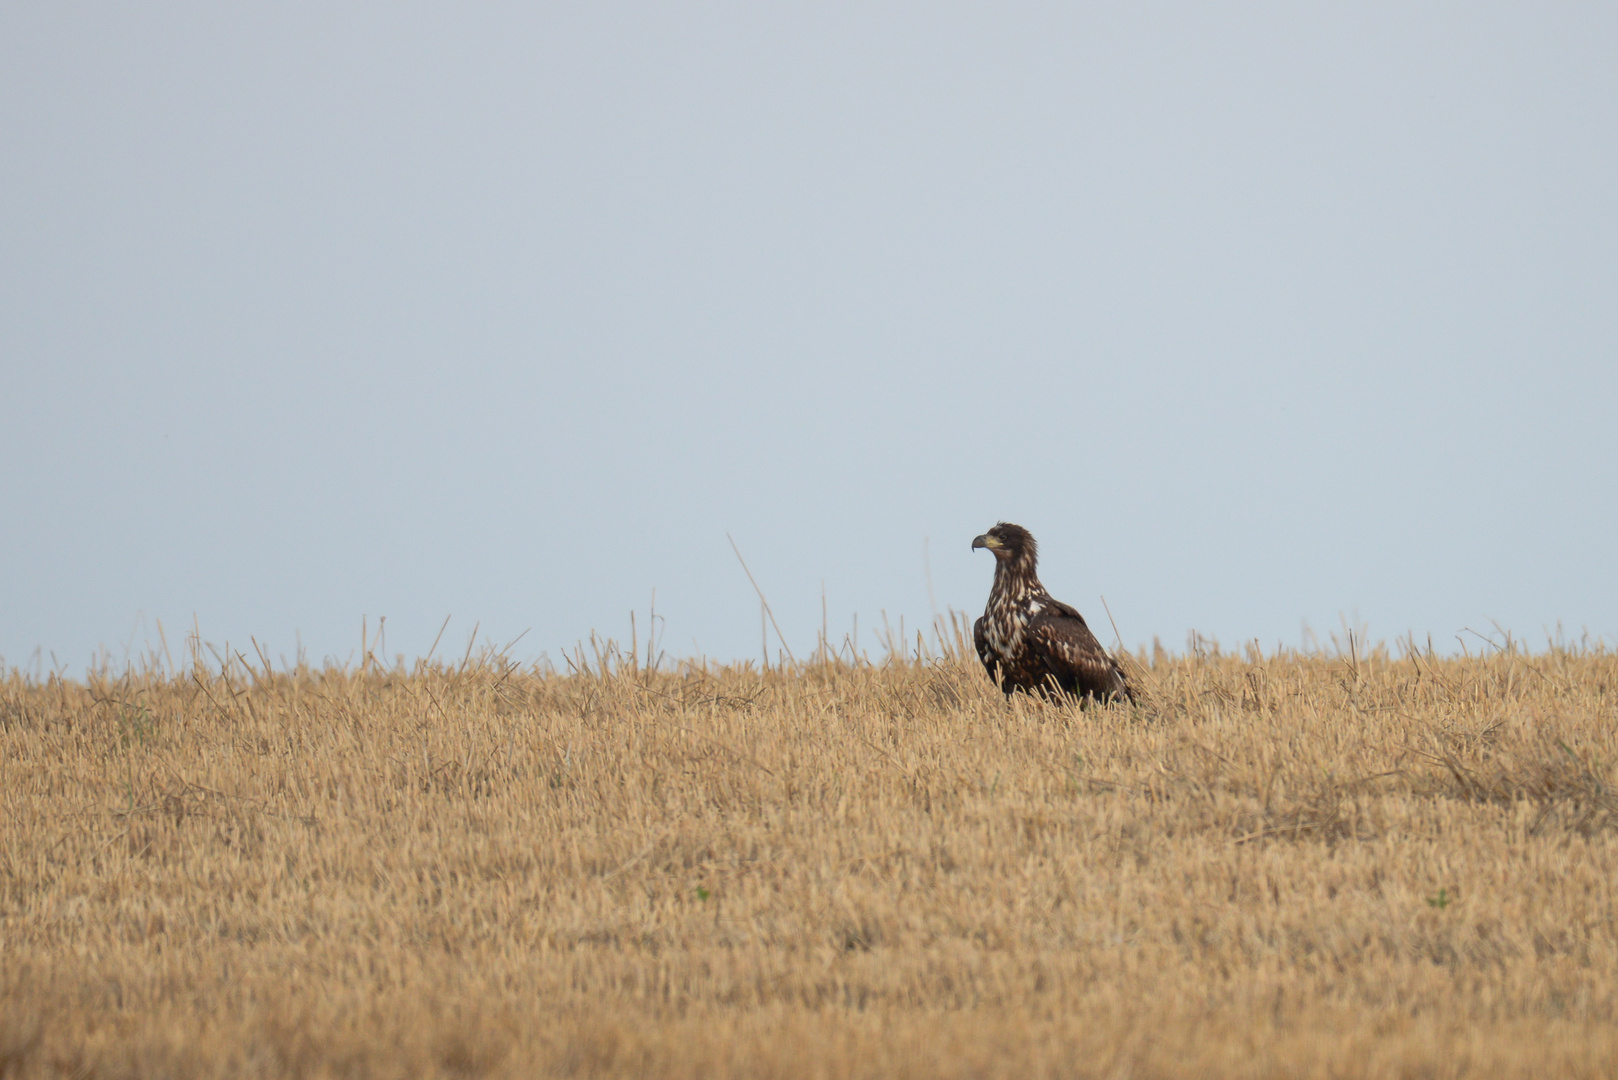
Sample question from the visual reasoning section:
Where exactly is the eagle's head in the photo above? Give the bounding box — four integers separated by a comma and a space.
972, 522, 1037, 567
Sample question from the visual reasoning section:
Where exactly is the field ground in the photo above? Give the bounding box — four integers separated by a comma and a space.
3, 636, 1618, 1078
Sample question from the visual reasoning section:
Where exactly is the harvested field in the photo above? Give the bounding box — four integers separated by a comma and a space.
3, 635, 1618, 1078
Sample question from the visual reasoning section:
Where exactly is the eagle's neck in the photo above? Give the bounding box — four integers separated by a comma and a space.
982, 556, 1050, 659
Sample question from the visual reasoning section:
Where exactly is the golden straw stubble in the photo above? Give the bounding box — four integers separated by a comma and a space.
3, 641, 1617, 1078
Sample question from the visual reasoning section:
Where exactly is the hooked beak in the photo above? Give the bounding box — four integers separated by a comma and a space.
972, 534, 1000, 551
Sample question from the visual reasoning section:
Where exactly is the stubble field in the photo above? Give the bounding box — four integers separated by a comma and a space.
3, 633, 1618, 1078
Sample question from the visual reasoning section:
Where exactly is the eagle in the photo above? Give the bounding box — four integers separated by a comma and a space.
971, 522, 1133, 704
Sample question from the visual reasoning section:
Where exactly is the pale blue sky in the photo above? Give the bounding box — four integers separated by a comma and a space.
3, 3, 1615, 674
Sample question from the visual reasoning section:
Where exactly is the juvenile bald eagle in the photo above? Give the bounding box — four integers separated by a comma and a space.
972, 523, 1133, 704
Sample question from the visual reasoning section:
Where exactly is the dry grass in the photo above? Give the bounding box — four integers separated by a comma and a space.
4, 634, 1618, 1078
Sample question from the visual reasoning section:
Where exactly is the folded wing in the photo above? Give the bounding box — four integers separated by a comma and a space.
1028, 604, 1133, 703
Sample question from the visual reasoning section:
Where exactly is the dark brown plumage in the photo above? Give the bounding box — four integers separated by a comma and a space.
971, 523, 1133, 704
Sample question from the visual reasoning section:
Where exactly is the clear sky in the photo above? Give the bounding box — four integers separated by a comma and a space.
3, 3, 1615, 675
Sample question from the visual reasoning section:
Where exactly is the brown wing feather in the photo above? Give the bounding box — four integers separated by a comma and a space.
972, 615, 997, 681
1028, 611, 1132, 703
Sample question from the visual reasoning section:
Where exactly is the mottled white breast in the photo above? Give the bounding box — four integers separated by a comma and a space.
983, 581, 1041, 660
